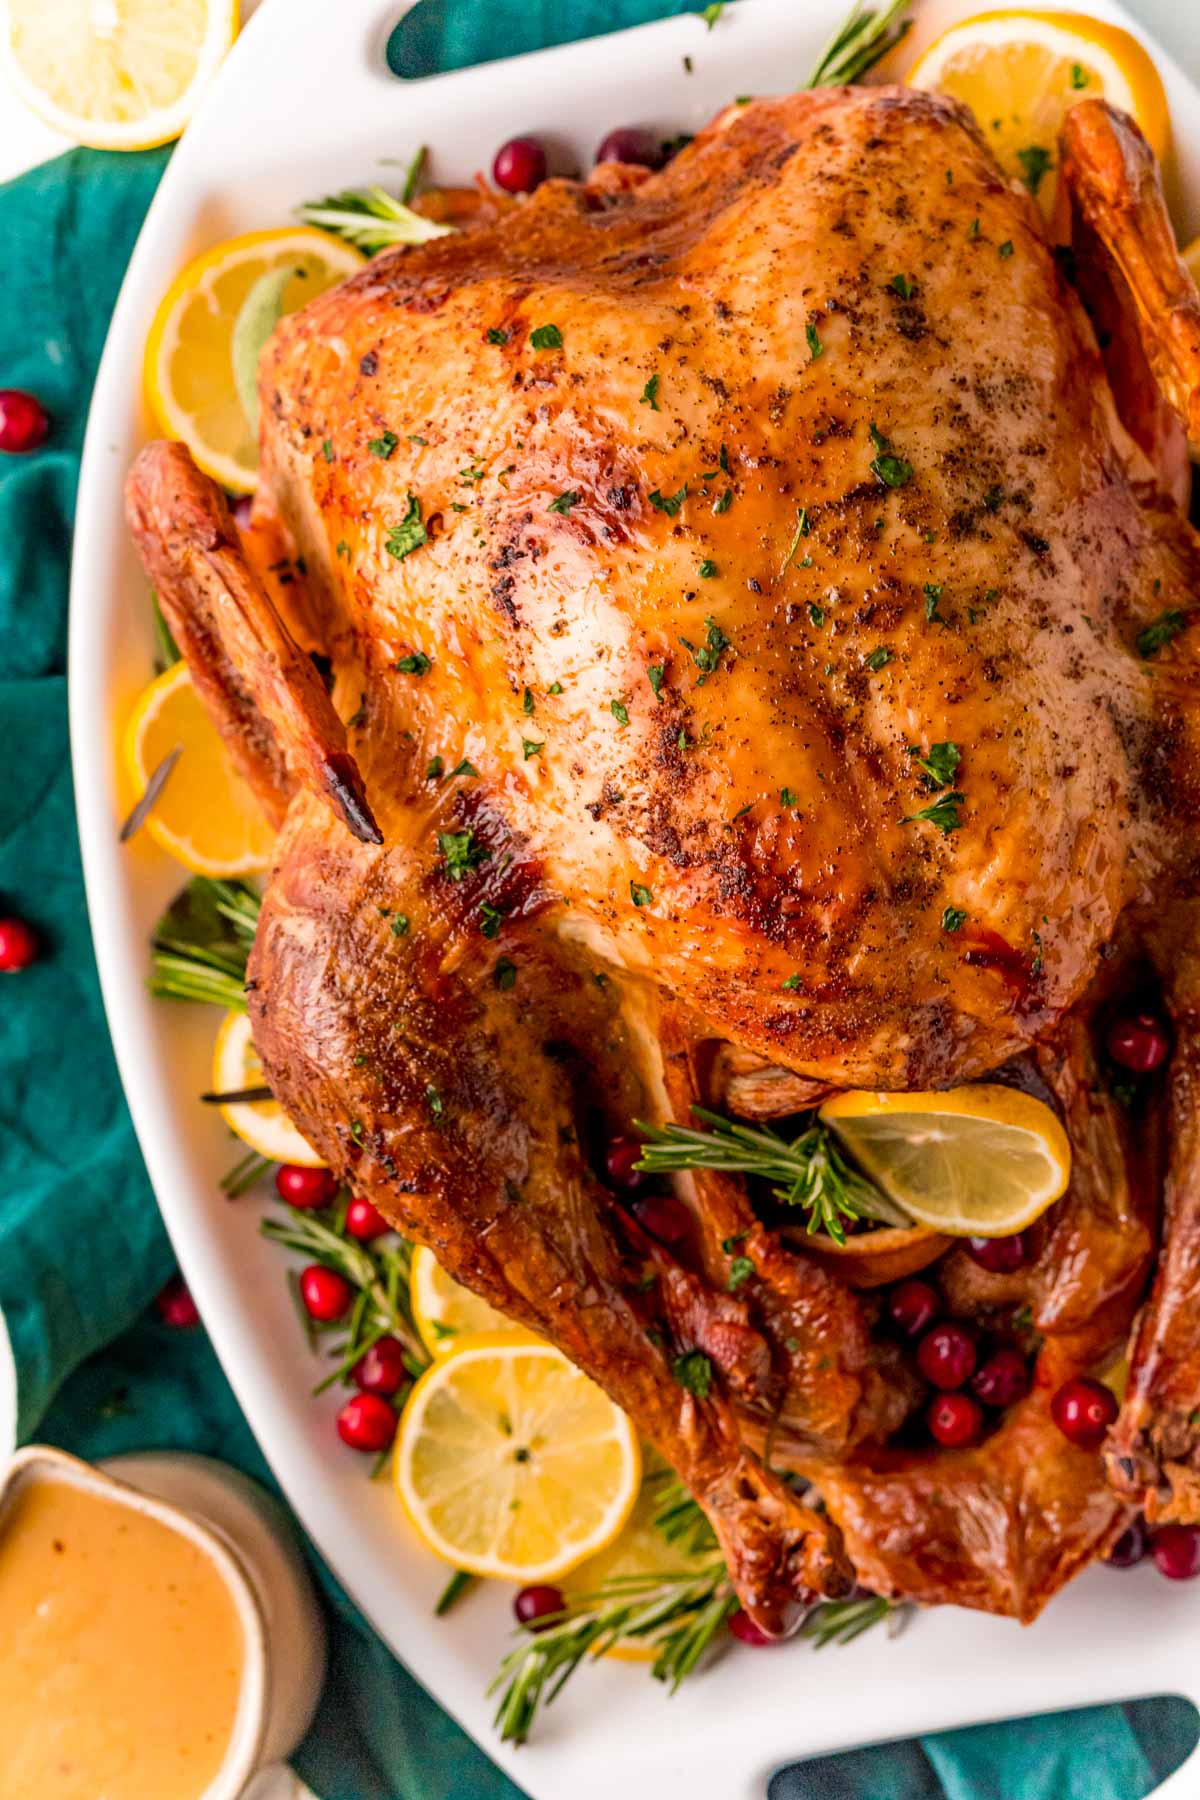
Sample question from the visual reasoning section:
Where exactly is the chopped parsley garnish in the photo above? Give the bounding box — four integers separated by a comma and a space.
321, 438, 334, 463
391, 913, 410, 937
522, 738, 544, 759
384, 493, 427, 560
808, 604, 825, 628
864, 646, 893, 672
868, 423, 912, 489
426, 1085, 443, 1118
459, 462, 485, 484
1070, 62, 1089, 88
1137, 609, 1187, 659
530, 323, 563, 350
902, 792, 965, 834
650, 484, 689, 517
395, 651, 431, 675
449, 759, 479, 779
909, 740, 960, 789
727, 1256, 755, 1292
998, 240, 1014, 259
698, 559, 717, 578
610, 699, 630, 726
923, 582, 944, 622
941, 906, 968, 933
680, 616, 730, 683
548, 681, 563, 695
438, 830, 489, 880
700, 2, 724, 28
426, 756, 444, 779
480, 903, 505, 939
780, 787, 797, 806
641, 373, 661, 410
647, 664, 666, 700
1016, 145, 1053, 195
671, 1349, 714, 1399
1031, 930, 1044, 976
522, 687, 535, 715
806, 321, 824, 360
781, 973, 802, 991
547, 489, 579, 515
780, 506, 810, 573
486, 327, 510, 345
983, 484, 1003, 513
630, 882, 653, 907
408, 434, 427, 446
889, 273, 914, 299
335, 540, 350, 559
494, 957, 517, 990
368, 430, 398, 459
968, 217, 981, 241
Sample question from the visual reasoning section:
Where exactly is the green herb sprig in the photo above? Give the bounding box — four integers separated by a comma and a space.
297, 186, 454, 254
149, 877, 261, 1010
806, 0, 912, 88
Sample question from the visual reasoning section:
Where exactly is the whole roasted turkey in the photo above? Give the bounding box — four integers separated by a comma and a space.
128, 86, 1200, 1635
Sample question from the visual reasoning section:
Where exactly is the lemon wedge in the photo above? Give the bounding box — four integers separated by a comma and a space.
409, 1245, 513, 1356
212, 1008, 325, 1168
123, 660, 275, 876
819, 1084, 1070, 1237
394, 1331, 641, 1582
908, 10, 1168, 220
143, 227, 363, 494
1, 0, 238, 151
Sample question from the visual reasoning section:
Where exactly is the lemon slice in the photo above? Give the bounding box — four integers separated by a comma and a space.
908, 10, 1168, 220
409, 1245, 513, 1356
2, 0, 238, 152
394, 1331, 641, 1582
212, 1008, 325, 1168
144, 227, 364, 494
819, 1084, 1070, 1237
123, 661, 275, 876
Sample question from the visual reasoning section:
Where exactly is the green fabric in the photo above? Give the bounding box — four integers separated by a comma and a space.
0, 4, 1195, 1797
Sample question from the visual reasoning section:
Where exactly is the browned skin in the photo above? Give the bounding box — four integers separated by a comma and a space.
128, 90, 1200, 1630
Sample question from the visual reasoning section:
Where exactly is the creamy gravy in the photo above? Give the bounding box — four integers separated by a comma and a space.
0, 1474, 245, 1800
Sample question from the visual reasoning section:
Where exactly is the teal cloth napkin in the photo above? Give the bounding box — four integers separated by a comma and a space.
0, 5, 1195, 1796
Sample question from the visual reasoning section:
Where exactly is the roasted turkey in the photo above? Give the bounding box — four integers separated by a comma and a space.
127, 85, 1200, 1635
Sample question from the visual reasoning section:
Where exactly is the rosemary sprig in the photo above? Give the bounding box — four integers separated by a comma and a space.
297, 185, 454, 255
634, 1107, 910, 1245
805, 0, 912, 88
435, 1569, 478, 1616
149, 877, 261, 1009
261, 1204, 429, 1378
648, 1468, 718, 1557
220, 1148, 273, 1199
802, 1593, 901, 1646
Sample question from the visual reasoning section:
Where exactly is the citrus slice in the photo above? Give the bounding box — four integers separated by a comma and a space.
394, 1331, 641, 1582
212, 1008, 325, 1168
409, 1245, 513, 1356
123, 660, 275, 876
2, 0, 238, 152
908, 11, 1168, 220
819, 1084, 1071, 1237
144, 227, 364, 493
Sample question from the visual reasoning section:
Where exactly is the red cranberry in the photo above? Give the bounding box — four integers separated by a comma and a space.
336, 1392, 396, 1452
1105, 1517, 1149, 1568
275, 1164, 337, 1209
345, 1196, 390, 1241
971, 1348, 1029, 1409
605, 1136, 646, 1190
1106, 1011, 1170, 1074
631, 1191, 692, 1246
928, 1391, 984, 1448
728, 1606, 775, 1645
917, 1322, 976, 1390
1050, 1376, 1118, 1450
887, 1279, 939, 1338
594, 127, 666, 170
0, 916, 39, 972
1152, 1522, 1200, 1582
492, 136, 547, 194
0, 389, 48, 453
514, 1584, 565, 1628
299, 1264, 353, 1322
352, 1336, 409, 1397
966, 1232, 1028, 1273
155, 1274, 200, 1328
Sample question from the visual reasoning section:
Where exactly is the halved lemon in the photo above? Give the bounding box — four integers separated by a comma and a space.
144, 227, 363, 493
819, 1084, 1071, 1237
212, 1008, 325, 1168
124, 661, 275, 876
2, 0, 238, 152
908, 10, 1168, 220
409, 1245, 513, 1356
394, 1331, 641, 1582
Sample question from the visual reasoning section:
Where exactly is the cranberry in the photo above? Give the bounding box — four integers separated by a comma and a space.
155, 1274, 200, 1328
917, 1321, 976, 1390
631, 1191, 692, 1246
605, 1136, 646, 1190
275, 1164, 337, 1209
594, 127, 666, 170
928, 1391, 984, 1448
966, 1232, 1028, 1273
299, 1264, 353, 1322
514, 1584, 565, 1628
352, 1336, 409, 1397
1106, 1011, 1170, 1074
0, 389, 48, 453
1105, 1517, 1149, 1568
971, 1348, 1029, 1409
336, 1392, 396, 1452
887, 1279, 939, 1338
0, 916, 39, 972
492, 136, 546, 194
1050, 1376, 1118, 1450
728, 1606, 775, 1645
345, 1196, 390, 1241
1152, 1523, 1200, 1582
